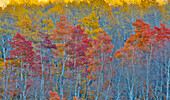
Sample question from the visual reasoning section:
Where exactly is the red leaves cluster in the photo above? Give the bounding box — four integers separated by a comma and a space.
66, 25, 91, 70
7, 32, 35, 65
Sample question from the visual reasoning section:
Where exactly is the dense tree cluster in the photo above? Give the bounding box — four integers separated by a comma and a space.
0, 0, 169, 100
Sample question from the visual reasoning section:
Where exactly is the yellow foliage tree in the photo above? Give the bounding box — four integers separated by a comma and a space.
78, 11, 102, 36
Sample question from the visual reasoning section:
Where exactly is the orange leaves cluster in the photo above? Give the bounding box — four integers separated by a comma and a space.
114, 49, 123, 58
55, 43, 65, 56
73, 96, 81, 100
49, 91, 65, 100
114, 19, 170, 67
50, 16, 73, 42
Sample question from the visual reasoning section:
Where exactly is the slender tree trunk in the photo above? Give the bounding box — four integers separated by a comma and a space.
146, 43, 153, 100
35, 84, 38, 100
125, 65, 130, 98
160, 65, 163, 99
3, 66, 8, 100
105, 67, 112, 100
131, 14, 135, 35
142, 85, 146, 100
95, 52, 104, 100
166, 52, 169, 100
116, 76, 121, 100
95, 70, 101, 100
60, 43, 67, 98
116, 15, 121, 48
85, 66, 88, 99
69, 71, 73, 99
146, 57, 149, 100
20, 66, 23, 100
40, 49, 44, 100
130, 48, 135, 100
1, 36, 6, 62
153, 9, 158, 26
75, 74, 78, 97
139, 89, 142, 100
155, 70, 159, 100
134, 82, 138, 100
77, 73, 81, 98
73, 54, 77, 97
23, 74, 27, 100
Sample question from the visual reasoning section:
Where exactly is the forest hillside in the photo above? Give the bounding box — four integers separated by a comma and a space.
0, 0, 169, 100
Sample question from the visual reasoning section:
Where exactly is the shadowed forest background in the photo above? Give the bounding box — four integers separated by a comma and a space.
0, 0, 169, 100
